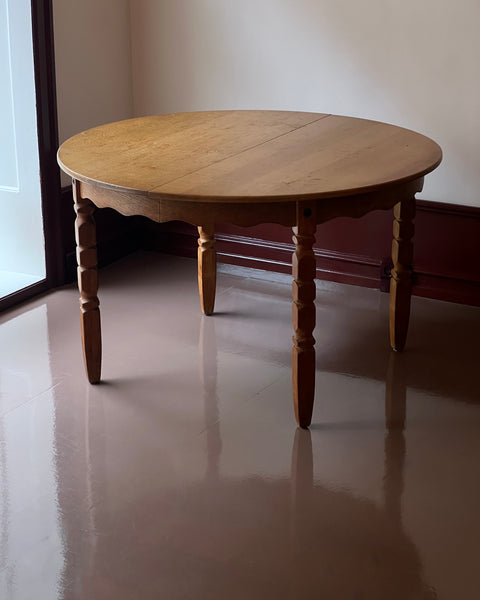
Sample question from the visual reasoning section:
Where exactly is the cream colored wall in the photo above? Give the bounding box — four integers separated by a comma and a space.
130, 0, 480, 207
53, 0, 134, 185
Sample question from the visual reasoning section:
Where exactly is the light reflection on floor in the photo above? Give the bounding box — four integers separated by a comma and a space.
0, 271, 43, 300
0, 304, 63, 599
0, 251, 479, 599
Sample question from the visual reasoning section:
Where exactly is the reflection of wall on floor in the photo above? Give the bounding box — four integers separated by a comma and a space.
53, 313, 433, 598
0, 271, 43, 298
0, 304, 62, 598
141, 200, 480, 307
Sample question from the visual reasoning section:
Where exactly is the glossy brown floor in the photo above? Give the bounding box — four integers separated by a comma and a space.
0, 251, 479, 599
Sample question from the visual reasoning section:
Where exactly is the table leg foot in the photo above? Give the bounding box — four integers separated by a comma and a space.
197, 225, 216, 316
389, 198, 415, 352
292, 203, 317, 428
74, 181, 102, 383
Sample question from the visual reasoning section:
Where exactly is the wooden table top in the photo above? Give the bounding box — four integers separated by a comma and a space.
57, 111, 442, 204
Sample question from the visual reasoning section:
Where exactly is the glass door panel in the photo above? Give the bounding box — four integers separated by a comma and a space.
0, 0, 46, 298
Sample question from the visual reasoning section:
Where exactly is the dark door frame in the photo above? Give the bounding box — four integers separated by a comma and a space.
0, 0, 63, 312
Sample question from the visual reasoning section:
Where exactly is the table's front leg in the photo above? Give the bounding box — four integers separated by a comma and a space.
73, 180, 102, 383
197, 225, 216, 315
390, 197, 415, 352
292, 203, 317, 428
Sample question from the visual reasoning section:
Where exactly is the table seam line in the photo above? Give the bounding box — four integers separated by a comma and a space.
146, 114, 333, 195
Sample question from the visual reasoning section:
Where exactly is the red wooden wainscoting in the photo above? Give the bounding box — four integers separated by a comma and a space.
142, 200, 480, 307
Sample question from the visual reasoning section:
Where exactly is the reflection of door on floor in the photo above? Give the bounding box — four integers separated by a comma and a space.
0, 0, 45, 298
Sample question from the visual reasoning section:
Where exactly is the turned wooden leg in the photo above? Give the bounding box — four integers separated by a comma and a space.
197, 225, 216, 315
292, 203, 317, 428
73, 180, 102, 383
390, 198, 415, 352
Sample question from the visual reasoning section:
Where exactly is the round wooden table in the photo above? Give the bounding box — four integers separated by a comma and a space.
57, 110, 442, 428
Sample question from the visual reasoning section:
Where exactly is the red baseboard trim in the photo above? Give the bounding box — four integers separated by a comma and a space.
214, 232, 382, 289
142, 200, 480, 307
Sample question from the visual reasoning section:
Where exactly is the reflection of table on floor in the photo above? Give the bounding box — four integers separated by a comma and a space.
57, 111, 441, 428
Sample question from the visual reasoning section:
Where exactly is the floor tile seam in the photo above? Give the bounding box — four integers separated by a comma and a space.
197, 371, 288, 436
247, 371, 290, 401
216, 284, 236, 298
0, 381, 63, 421
0, 395, 42, 421
220, 348, 290, 369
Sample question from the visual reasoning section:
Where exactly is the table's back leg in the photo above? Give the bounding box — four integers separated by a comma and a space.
292, 203, 317, 428
73, 181, 102, 383
197, 225, 217, 315
390, 198, 415, 352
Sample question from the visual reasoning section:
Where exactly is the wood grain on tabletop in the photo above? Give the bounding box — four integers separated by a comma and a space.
57, 111, 442, 203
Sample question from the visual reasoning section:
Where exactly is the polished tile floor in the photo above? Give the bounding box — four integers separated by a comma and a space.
0, 251, 479, 599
